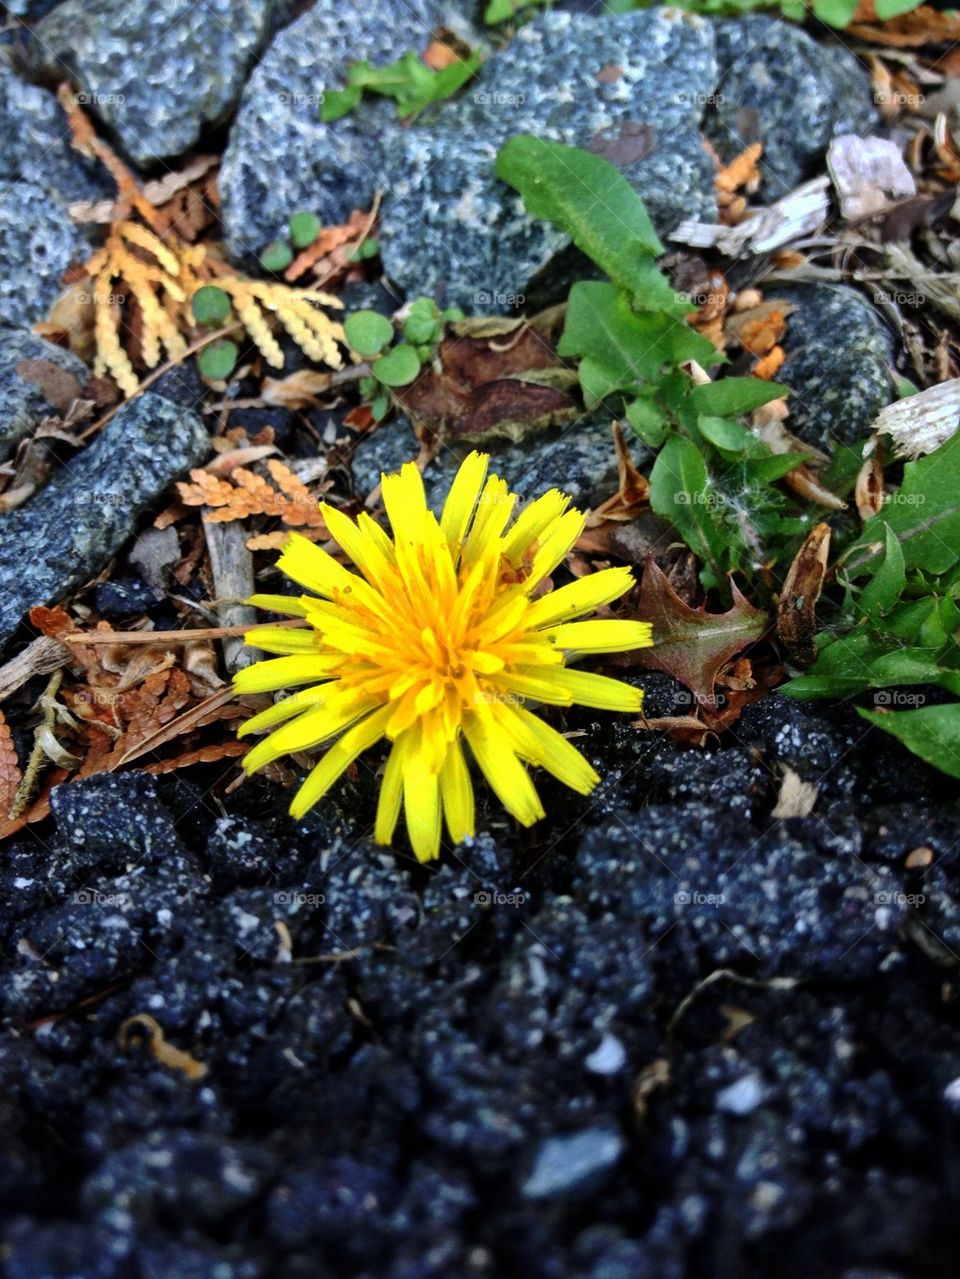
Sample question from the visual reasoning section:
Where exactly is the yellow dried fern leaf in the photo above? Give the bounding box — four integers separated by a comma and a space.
176, 460, 329, 530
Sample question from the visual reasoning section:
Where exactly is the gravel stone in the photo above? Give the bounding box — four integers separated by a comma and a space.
0, 327, 90, 461
0, 391, 208, 646
0, 179, 84, 326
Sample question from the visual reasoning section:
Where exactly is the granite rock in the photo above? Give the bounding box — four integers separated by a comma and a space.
380, 8, 718, 311
31, 0, 275, 167
706, 16, 878, 195
0, 327, 90, 461
219, 0, 474, 267
0, 179, 84, 326
0, 392, 208, 647
349, 409, 634, 511
0, 61, 111, 203
772, 282, 896, 449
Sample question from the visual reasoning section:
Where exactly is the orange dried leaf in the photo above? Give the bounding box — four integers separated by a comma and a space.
716, 143, 763, 195
0, 710, 22, 814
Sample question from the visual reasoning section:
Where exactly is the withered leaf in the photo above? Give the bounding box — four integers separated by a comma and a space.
15, 359, 85, 413
628, 556, 769, 710
776, 522, 831, 667
395, 327, 577, 444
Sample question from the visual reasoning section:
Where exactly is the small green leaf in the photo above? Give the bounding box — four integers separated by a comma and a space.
320, 83, 363, 123
625, 396, 666, 449
259, 239, 293, 272
649, 435, 729, 579
344, 310, 394, 357
371, 391, 390, 421
873, 0, 924, 17
198, 339, 239, 382
811, 0, 859, 25
372, 343, 422, 387
856, 522, 905, 618
859, 703, 960, 778
191, 285, 231, 327
289, 211, 321, 248
687, 378, 788, 417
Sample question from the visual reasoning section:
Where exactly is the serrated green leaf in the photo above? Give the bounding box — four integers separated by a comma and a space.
496, 136, 665, 293
859, 703, 960, 778
850, 435, 960, 577
344, 310, 394, 357
372, 343, 422, 387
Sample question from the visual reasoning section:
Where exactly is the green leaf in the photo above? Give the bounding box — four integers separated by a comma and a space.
625, 396, 667, 449
197, 339, 239, 382
495, 136, 665, 294
319, 83, 363, 122
191, 285, 231, 327
873, 0, 924, 17
259, 239, 294, 272
856, 522, 905, 618
402, 299, 442, 346
371, 391, 390, 421
344, 310, 394, 357
289, 211, 321, 248
372, 343, 422, 387
687, 378, 788, 417
559, 281, 716, 407
859, 703, 960, 778
811, 0, 859, 25
697, 414, 760, 458
849, 435, 960, 577
649, 435, 730, 577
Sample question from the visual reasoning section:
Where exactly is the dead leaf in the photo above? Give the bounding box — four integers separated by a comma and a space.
776, 522, 831, 667
15, 359, 85, 414
0, 710, 22, 815
177, 459, 329, 529
855, 445, 885, 521
626, 556, 769, 712
716, 142, 763, 195
395, 326, 577, 443
262, 369, 333, 409
771, 765, 818, 818
827, 134, 916, 220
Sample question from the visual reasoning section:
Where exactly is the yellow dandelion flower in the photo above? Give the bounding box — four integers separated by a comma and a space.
234, 452, 653, 862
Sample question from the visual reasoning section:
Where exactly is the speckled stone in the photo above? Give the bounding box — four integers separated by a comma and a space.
0, 179, 83, 326
706, 17, 878, 195
772, 283, 895, 448
0, 62, 111, 203
0, 327, 90, 462
350, 409, 636, 511
31, 0, 274, 167
380, 8, 718, 311
0, 392, 208, 647
219, 0, 475, 267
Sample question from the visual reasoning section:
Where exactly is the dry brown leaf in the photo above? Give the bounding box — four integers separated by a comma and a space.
177, 459, 329, 529
716, 142, 763, 196
771, 766, 819, 819
752, 346, 785, 379
855, 446, 885, 521
0, 710, 22, 814
283, 206, 372, 282
262, 369, 333, 410
776, 522, 831, 667
142, 739, 247, 775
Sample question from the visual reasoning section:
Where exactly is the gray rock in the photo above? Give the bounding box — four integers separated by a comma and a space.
3, 0, 63, 16
0, 327, 90, 461
219, 0, 472, 267
0, 392, 208, 647
350, 410, 631, 511
0, 179, 84, 326
706, 17, 877, 196
380, 8, 718, 311
522, 1127, 624, 1199
31, 0, 275, 166
772, 283, 896, 449
0, 62, 111, 204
